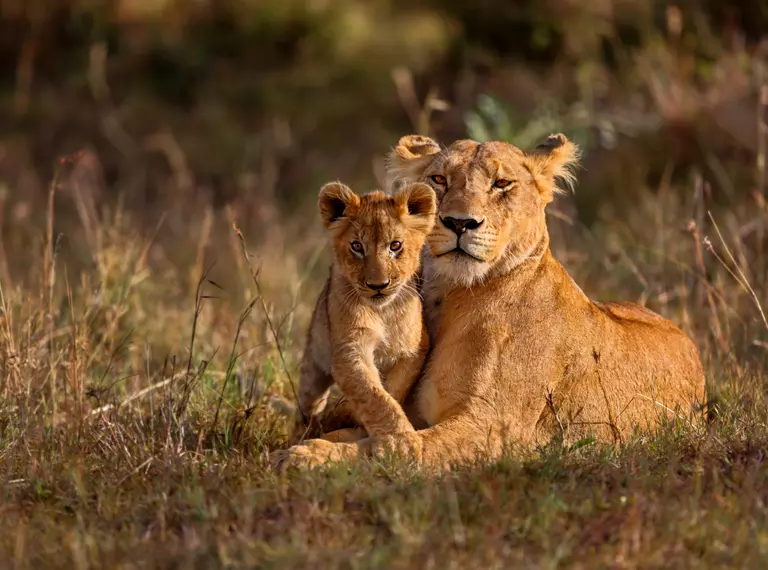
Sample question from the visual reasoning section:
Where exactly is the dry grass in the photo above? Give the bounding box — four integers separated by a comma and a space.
1, 149, 768, 569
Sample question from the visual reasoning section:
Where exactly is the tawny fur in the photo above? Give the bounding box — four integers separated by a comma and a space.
290, 181, 436, 444
274, 134, 706, 471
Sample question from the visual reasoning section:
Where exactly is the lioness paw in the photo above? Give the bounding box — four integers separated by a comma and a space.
269, 439, 359, 473
370, 432, 424, 463
269, 443, 330, 472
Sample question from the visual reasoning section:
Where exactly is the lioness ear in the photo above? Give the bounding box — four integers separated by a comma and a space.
318, 182, 360, 228
394, 182, 436, 234
385, 135, 442, 190
523, 133, 580, 203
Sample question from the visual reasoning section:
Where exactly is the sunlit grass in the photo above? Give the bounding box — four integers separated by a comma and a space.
1, 160, 767, 567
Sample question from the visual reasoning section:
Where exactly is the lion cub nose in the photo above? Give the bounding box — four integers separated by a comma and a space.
441, 216, 484, 236
366, 280, 390, 292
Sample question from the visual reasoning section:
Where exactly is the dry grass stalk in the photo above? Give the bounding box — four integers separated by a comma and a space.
231, 221, 303, 421
705, 212, 768, 335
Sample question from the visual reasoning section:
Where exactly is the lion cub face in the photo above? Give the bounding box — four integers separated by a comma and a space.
318, 182, 436, 306
386, 134, 579, 287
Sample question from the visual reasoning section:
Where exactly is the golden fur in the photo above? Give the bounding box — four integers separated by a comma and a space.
289, 181, 436, 445
272, 134, 706, 471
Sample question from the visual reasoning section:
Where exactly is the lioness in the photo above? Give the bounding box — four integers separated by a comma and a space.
272, 134, 706, 470
291, 181, 436, 444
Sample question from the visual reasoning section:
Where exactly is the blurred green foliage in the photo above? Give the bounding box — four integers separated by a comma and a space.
0, 0, 766, 227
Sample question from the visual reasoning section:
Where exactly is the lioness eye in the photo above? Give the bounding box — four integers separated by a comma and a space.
493, 179, 514, 189
430, 174, 447, 186
350, 241, 363, 253
390, 241, 402, 252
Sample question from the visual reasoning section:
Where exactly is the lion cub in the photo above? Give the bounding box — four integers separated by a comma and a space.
292, 181, 436, 444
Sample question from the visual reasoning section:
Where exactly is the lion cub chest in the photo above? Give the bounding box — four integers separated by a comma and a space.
371, 302, 423, 374
340, 295, 423, 377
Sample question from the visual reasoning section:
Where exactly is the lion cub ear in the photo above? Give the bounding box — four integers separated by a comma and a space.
523, 133, 580, 203
394, 182, 436, 234
385, 135, 442, 190
318, 182, 361, 228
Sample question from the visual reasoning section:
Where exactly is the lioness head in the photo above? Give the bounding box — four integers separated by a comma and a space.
318, 181, 436, 306
386, 133, 579, 287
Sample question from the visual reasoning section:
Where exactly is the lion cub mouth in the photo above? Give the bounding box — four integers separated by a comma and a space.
362, 285, 403, 307
365, 294, 394, 308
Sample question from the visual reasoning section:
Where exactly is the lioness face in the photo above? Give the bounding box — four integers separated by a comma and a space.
386, 134, 579, 286
317, 181, 436, 306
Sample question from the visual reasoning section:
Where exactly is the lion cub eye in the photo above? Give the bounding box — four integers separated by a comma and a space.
493, 178, 515, 189
430, 174, 447, 186
350, 241, 364, 253
389, 241, 402, 252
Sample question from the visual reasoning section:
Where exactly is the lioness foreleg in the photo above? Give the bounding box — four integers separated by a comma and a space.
272, 413, 505, 472
321, 427, 369, 443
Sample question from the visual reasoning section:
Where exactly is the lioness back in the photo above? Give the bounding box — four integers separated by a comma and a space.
595, 301, 678, 327
292, 181, 436, 443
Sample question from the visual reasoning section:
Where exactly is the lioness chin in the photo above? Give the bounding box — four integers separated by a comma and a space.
273, 133, 706, 472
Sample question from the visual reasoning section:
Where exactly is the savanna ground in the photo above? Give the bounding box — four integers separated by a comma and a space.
2, 1, 768, 568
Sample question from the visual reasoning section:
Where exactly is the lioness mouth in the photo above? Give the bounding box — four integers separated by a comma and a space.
438, 248, 485, 262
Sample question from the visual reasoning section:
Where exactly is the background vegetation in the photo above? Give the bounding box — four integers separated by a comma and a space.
1, 0, 768, 567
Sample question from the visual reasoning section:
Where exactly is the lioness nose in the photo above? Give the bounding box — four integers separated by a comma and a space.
366, 280, 390, 291
441, 216, 484, 235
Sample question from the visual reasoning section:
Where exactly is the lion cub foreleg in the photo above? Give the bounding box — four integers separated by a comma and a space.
332, 340, 415, 438
318, 346, 427, 441
320, 327, 427, 436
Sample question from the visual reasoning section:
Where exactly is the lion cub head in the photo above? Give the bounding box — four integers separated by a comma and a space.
386, 133, 580, 287
318, 181, 436, 306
